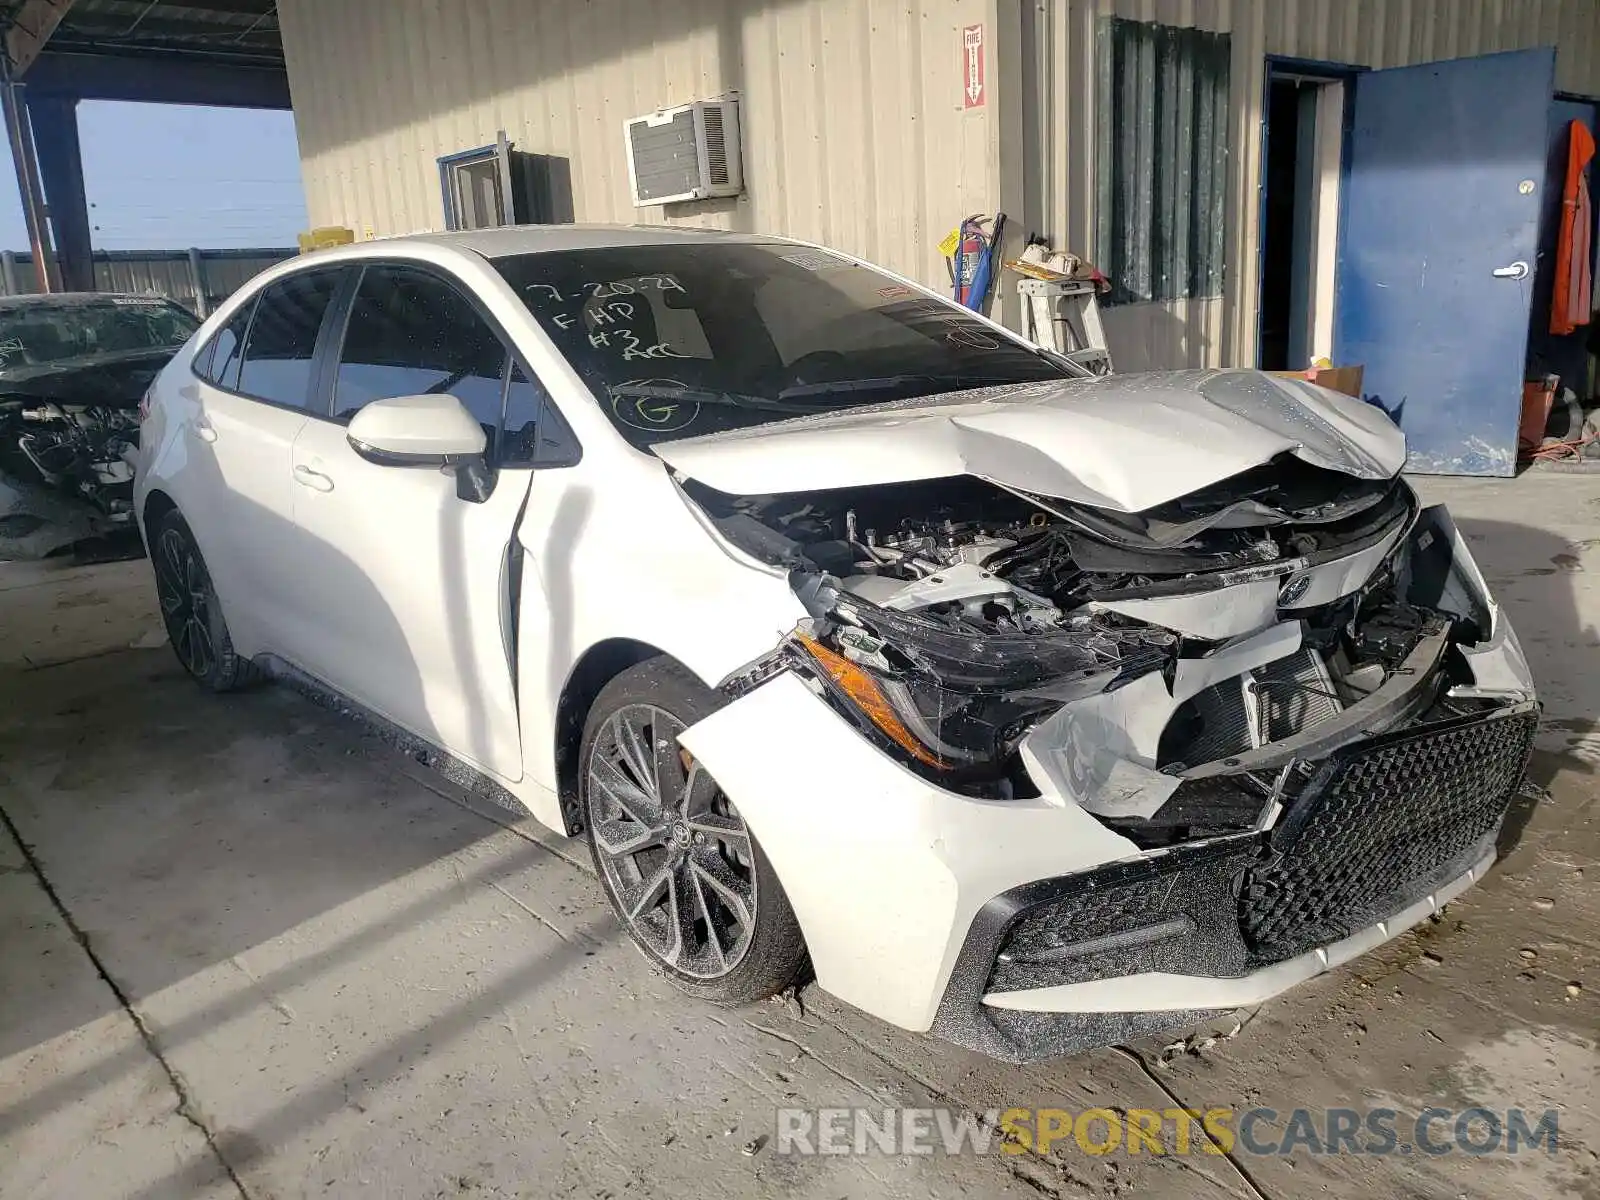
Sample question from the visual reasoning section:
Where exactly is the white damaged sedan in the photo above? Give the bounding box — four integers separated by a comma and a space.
134, 226, 1537, 1061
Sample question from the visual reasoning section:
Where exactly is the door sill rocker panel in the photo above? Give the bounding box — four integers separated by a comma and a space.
254, 654, 534, 818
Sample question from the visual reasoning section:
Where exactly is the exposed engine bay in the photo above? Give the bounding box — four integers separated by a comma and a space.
688, 456, 1534, 846
0, 398, 142, 560
650, 367, 1538, 1057
0, 292, 195, 560
0, 400, 139, 521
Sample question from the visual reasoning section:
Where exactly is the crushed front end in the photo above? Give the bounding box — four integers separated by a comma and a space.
0, 295, 193, 560
0, 398, 141, 558
676, 458, 1536, 1061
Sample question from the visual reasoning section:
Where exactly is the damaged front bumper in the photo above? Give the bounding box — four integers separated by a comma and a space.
0, 467, 118, 559
932, 698, 1534, 1061
679, 505, 1537, 1061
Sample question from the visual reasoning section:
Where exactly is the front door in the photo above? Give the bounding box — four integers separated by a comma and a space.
1335, 48, 1556, 476
287, 263, 530, 782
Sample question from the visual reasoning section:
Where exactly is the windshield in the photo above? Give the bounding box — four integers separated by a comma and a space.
0, 298, 199, 369
492, 242, 1069, 447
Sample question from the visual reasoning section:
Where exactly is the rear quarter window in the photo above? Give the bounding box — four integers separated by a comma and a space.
199, 301, 255, 391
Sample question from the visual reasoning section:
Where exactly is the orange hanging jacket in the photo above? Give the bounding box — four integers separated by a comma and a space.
1551, 119, 1595, 337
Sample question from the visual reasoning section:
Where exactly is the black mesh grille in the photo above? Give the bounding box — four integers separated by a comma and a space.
1239, 704, 1537, 959
989, 841, 1254, 992
982, 703, 1536, 999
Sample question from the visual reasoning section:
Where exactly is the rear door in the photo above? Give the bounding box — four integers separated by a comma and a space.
1335, 48, 1556, 476
286, 263, 533, 782
187, 269, 344, 651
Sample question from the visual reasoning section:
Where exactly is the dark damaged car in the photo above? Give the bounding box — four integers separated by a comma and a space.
0, 292, 198, 559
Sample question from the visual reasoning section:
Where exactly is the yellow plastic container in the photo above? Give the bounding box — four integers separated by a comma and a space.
298, 226, 355, 253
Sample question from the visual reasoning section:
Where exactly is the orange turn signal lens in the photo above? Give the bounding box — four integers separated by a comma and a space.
796, 633, 946, 770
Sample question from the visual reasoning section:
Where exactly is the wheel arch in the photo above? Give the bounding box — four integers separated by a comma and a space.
554, 637, 675, 834
142, 488, 178, 543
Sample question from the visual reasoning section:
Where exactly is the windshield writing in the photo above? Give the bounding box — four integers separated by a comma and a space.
493, 243, 1067, 447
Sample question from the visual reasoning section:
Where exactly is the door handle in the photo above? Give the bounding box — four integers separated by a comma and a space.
293, 464, 335, 493
1492, 261, 1530, 281
194, 419, 218, 444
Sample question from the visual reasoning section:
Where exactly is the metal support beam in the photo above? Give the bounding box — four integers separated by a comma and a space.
23, 50, 290, 108
186, 247, 210, 317
26, 92, 92, 292
5, 0, 78, 78
0, 57, 56, 292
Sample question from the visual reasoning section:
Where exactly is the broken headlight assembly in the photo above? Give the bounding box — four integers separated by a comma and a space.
788, 584, 1172, 790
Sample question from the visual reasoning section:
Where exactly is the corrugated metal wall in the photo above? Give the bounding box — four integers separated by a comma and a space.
276, 0, 1600, 367
0, 249, 292, 315
278, 0, 997, 291
1018, 0, 1600, 370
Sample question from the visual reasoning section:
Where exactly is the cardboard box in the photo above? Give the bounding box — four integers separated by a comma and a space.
1519, 379, 1557, 453
1271, 365, 1364, 398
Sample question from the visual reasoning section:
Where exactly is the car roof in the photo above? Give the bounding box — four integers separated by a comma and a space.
0, 291, 180, 309
392, 223, 787, 259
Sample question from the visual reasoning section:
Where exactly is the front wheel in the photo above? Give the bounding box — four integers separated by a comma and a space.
580, 657, 808, 1004
150, 509, 255, 692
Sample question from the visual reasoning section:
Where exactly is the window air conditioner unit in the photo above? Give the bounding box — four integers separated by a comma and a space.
624, 97, 743, 206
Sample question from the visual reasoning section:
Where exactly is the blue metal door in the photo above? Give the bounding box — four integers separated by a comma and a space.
1335, 49, 1556, 476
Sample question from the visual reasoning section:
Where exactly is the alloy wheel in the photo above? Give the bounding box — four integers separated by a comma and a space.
587, 704, 757, 979
153, 527, 215, 678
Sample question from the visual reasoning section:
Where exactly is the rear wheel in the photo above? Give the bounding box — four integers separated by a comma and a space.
580, 657, 808, 1004
151, 509, 254, 692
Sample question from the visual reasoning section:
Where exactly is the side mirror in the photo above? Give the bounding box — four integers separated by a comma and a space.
346, 393, 487, 466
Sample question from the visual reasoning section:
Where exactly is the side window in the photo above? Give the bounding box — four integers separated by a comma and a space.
499, 362, 578, 467
500, 363, 541, 465
201, 300, 254, 391
236, 271, 342, 407
333, 266, 506, 437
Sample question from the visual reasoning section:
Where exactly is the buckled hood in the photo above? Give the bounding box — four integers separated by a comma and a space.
652, 368, 1406, 513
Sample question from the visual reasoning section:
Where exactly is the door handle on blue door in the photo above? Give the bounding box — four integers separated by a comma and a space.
293, 464, 335, 492
1492, 261, 1530, 281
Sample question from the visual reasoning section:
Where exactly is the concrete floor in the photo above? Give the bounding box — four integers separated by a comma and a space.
1, 472, 1596, 1200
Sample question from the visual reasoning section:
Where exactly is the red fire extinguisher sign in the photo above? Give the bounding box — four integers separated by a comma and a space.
963, 24, 985, 109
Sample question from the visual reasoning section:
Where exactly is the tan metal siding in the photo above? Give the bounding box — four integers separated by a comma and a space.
278, 0, 1000, 290
1020, 0, 1600, 369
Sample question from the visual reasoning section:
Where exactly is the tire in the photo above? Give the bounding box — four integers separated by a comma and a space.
150, 509, 256, 692
580, 656, 808, 1005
